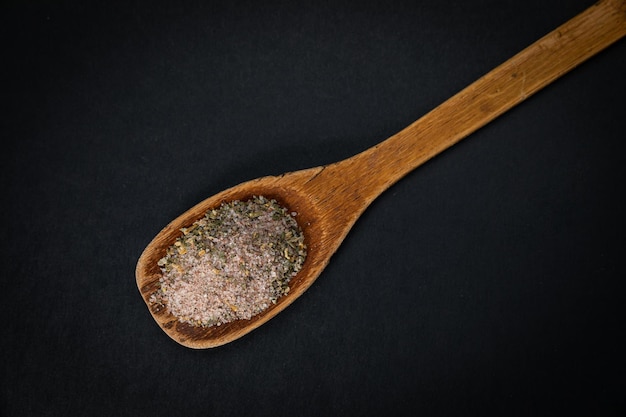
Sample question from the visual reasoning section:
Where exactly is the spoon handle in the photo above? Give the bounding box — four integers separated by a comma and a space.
313, 0, 625, 214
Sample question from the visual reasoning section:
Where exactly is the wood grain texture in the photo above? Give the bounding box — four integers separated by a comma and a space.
136, 0, 626, 348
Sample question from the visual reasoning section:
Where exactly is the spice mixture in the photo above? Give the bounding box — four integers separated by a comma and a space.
150, 196, 307, 327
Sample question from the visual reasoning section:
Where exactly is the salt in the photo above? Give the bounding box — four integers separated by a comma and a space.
150, 196, 307, 327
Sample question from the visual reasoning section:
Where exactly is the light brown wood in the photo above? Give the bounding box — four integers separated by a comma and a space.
136, 0, 626, 348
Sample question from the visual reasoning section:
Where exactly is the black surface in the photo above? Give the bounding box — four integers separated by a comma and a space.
3, 0, 625, 415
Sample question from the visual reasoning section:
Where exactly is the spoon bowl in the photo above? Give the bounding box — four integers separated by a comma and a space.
137, 0, 626, 348
136, 167, 346, 348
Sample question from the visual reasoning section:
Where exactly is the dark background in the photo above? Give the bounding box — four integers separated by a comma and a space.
2, 0, 624, 415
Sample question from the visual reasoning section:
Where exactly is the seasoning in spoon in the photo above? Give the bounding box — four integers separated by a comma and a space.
149, 196, 307, 327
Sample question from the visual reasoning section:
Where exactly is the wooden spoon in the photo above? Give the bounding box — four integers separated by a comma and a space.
137, 0, 626, 348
